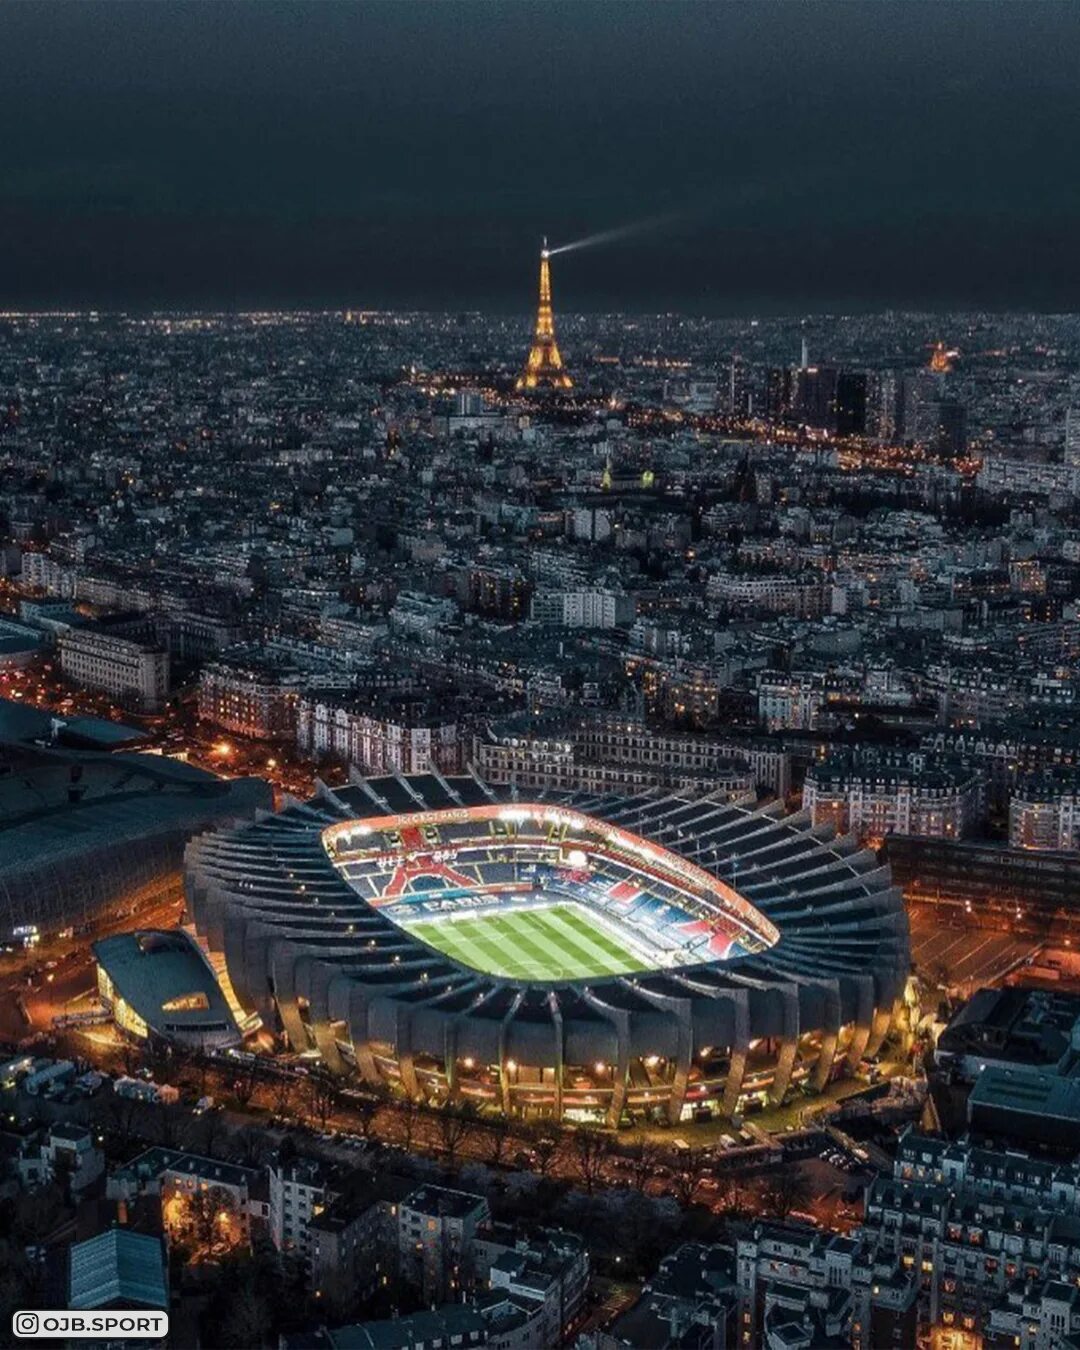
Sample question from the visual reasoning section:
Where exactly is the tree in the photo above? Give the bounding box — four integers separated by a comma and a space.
349, 1094, 381, 1139
436, 1101, 479, 1170
270, 1075, 294, 1120
101, 1088, 142, 1151
234, 1126, 265, 1168
169, 1183, 239, 1258
231, 1060, 262, 1110
0, 1235, 40, 1347
305, 1071, 338, 1131
195, 1107, 227, 1160
533, 1133, 560, 1178
757, 1165, 812, 1219
118, 1039, 144, 1079
570, 1126, 609, 1195
145, 1037, 175, 1085
217, 1279, 274, 1348
624, 1140, 662, 1193
670, 1146, 710, 1208
718, 1178, 754, 1221
11, 1183, 67, 1245
394, 1095, 420, 1153
152, 1100, 181, 1149
483, 1115, 513, 1169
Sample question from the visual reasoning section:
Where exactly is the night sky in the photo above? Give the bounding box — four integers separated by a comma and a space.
3, 1, 1080, 315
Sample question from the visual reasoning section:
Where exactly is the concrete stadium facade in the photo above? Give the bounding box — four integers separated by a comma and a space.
184, 774, 910, 1125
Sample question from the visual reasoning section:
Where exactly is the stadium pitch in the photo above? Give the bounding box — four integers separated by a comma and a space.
399, 902, 652, 982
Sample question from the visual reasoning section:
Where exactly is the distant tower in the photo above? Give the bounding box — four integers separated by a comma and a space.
517, 239, 572, 393
929, 341, 953, 373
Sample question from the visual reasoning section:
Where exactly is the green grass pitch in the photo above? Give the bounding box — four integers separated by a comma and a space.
400, 903, 651, 981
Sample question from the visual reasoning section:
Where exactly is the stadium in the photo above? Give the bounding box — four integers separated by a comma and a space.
185, 775, 910, 1125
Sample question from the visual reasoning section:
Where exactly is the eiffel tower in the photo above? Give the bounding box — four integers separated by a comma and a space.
516, 238, 573, 393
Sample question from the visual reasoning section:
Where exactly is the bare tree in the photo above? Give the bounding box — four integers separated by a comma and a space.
231, 1060, 262, 1110
717, 1177, 753, 1220
305, 1071, 338, 1131
670, 1146, 710, 1207
570, 1126, 609, 1195
349, 1094, 381, 1139
624, 1140, 662, 1193
12, 1182, 68, 1245
533, 1133, 560, 1178
234, 1125, 265, 1168
436, 1101, 479, 1170
196, 1106, 227, 1160
102, 1089, 142, 1151
394, 1094, 420, 1152
152, 1099, 181, 1149
270, 1075, 294, 1120
118, 1039, 143, 1079
757, 1165, 812, 1219
483, 1115, 513, 1169
218, 1278, 274, 1348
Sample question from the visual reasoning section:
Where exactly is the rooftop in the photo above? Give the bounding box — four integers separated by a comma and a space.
93, 930, 238, 1036
68, 1228, 167, 1311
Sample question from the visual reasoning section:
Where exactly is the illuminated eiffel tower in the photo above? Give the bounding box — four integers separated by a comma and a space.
516, 238, 573, 392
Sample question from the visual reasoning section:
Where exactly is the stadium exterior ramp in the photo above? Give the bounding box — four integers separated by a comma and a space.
185, 774, 909, 1126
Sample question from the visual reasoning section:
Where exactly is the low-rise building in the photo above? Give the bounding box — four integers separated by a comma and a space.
398, 1185, 491, 1305
269, 1156, 350, 1272
67, 1228, 168, 1313
1009, 769, 1080, 850
197, 653, 304, 740
475, 711, 784, 799
474, 1226, 589, 1349
803, 751, 983, 841
297, 689, 468, 776
93, 929, 242, 1051
736, 1224, 917, 1350
593, 1242, 738, 1350
863, 1128, 1080, 1344
18, 1122, 104, 1194
58, 626, 170, 711
110, 1148, 268, 1245
309, 1170, 413, 1310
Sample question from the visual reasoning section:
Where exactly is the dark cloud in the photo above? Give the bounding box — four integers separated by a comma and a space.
2, 1, 1079, 312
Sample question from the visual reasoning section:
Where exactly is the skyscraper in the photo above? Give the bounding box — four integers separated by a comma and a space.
834, 371, 869, 436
